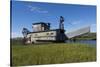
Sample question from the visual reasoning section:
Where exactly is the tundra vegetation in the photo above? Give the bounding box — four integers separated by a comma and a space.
11, 36, 96, 66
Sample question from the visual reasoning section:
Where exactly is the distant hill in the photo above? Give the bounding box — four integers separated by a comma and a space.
11, 37, 23, 40
11, 37, 23, 45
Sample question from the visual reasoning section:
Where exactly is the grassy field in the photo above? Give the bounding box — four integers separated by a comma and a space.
12, 42, 96, 66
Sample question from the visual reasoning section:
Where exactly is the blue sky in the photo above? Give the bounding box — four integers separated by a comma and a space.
11, 1, 96, 38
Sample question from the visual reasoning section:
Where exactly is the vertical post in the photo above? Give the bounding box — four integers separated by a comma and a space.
59, 16, 64, 30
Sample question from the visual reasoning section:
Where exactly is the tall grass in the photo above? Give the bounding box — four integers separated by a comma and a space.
12, 42, 96, 66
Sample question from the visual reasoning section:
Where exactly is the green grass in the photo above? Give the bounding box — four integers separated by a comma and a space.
12, 43, 96, 66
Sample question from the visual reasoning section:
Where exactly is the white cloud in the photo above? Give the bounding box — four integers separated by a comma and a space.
71, 20, 81, 25
28, 5, 48, 13
11, 32, 22, 38
91, 23, 96, 32
91, 23, 96, 27
38, 10, 48, 13
28, 5, 40, 11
